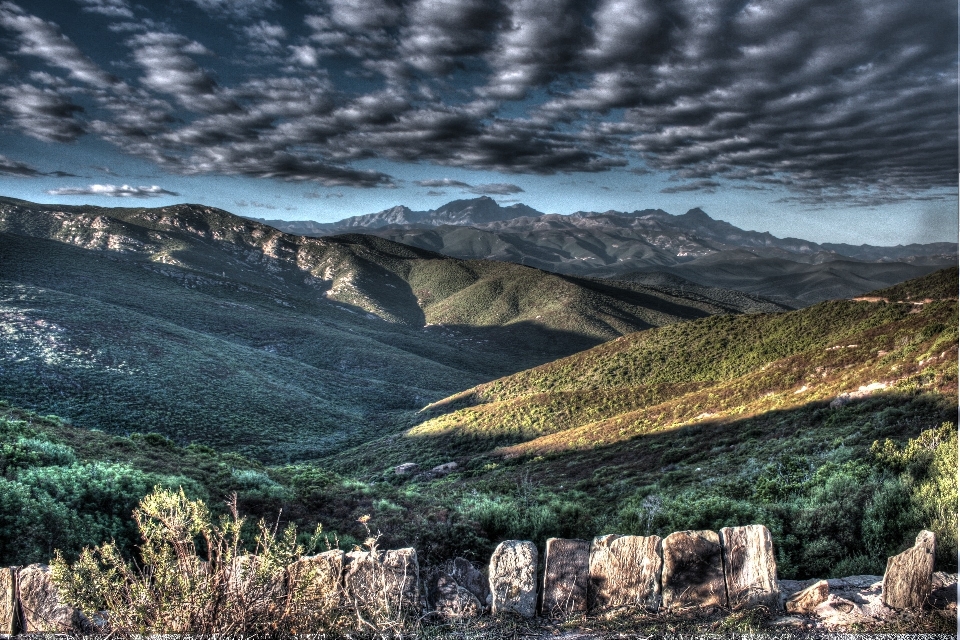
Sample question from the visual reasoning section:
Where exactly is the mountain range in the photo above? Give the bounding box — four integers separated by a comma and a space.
256, 197, 956, 307
0, 196, 781, 461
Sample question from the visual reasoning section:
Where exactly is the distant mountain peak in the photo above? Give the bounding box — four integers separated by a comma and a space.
680, 207, 713, 221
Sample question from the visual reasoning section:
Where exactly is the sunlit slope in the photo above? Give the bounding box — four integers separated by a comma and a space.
330, 268, 958, 471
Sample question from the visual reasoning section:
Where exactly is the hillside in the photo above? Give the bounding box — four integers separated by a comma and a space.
257, 199, 954, 307
322, 269, 958, 575
0, 197, 782, 461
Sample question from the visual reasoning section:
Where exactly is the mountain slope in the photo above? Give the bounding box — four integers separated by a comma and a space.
0, 197, 783, 460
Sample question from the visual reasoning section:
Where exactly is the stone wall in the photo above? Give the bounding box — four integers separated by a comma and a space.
0, 527, 941, 633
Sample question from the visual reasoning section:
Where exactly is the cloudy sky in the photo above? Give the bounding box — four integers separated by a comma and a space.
0, 0, 955, 244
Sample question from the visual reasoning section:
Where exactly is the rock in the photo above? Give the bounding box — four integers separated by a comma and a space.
18, 564, 92, 633
814, 593, 874, 628
345, 548, 420, 614
882, 530, 935, 610
785, 579, 829, 614
929, 571, 958, 609
719, 524, 779, 611
430, 462, 458, 475
286, 550, 344, 615
444, 557, 490, 608
588, 534, 662, 612
661, 530, 727, 611
394, 462, 419, 476
0, 567, 15, 635
430, 573, 483, 620
541, 538, 590, 616
489, 540, 538, 618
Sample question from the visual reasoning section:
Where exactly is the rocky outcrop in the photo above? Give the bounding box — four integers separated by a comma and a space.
588, 534, 662, 612
489, 540, 538, 618
345, 548, 420, 614
661, 530, 727, 611
17, 564, 91, 634
720, 525, 779, 610
785, 579, 829, 614
541, 538, 590, 616
882, 530, 936, 609
0, 567, 15, 635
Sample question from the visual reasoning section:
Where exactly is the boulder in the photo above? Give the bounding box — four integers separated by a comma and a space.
429, 573, 483, 620
286, 550, 344, 614
929, 571, 958, 610
18, 564, 92, 633
541, 538, 590, 616
489, 540, 538, 618
345, 548, 420, 614
0, 567, 15, 635
882, 530, 936, 610
430, 462, 458, 476
661, 530, 727, 611
394, 463, 420, 476
785, 579, 829, 614
443, 557, 490, 608
588, 534, 662, 612
719, 525, 779, 611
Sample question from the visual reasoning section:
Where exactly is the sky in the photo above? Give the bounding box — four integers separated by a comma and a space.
0, 0, 956, 245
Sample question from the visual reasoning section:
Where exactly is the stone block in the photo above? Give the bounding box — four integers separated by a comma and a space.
489, 540, 538, 618
430, 574, 483, 620
18, 564, 92, 633
0, 567, 15, 635
588, 534, 662, 612
541, 538, 590, 616
345, 548, 420, 614
661, 530, 727, 611
720, 524, 779, 610
882, 530, 936, 609
444, 557, 490, 609
286, 550, 344, 615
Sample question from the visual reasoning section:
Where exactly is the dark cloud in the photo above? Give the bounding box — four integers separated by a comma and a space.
0, 153, 41, 176
467, 182, 523, 195
414, 178, 472, 188
660, 180, 720, 194
47, 183, 179, 197
0, 0, 951, 203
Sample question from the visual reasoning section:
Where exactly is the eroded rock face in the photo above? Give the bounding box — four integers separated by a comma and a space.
0, 567, 15, 635
661, 530, 727, 611
287, 550, 344, 614
18, 564, 92, 634
489, 540, 538, 618
882, 530, 936, 610
588, 534, 662, 612
720, 525, 779, 611
785, 579, 829, 614
444, 557, 490, 608
541, 538, 590, 616
345, 548, 421, 614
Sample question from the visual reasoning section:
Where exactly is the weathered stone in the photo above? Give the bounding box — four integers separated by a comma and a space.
394, 462, 420, 475
720, 524, 779, 611
882, 530, 935, 609
541, 538, 590, 616
345, 548, 420, 614
444, 557, 490, 608
588, 534, 662, 612
430, 462, 458, 475
661, 530, 727, 611
0, 567, 16, 636
489, 540, 538, 618
287, 550, 344, 614
785, 579, 829, 614
430, 574, 483, 620
929, 571, 958, 610
18, 564, 92, 633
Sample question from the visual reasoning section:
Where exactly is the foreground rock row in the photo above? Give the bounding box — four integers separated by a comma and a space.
0, 526, 945, 633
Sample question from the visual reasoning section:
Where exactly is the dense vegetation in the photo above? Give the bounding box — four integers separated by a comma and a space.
1, 269, 955, 582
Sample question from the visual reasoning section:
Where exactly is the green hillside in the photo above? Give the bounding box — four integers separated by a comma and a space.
0, 197, 781, 461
